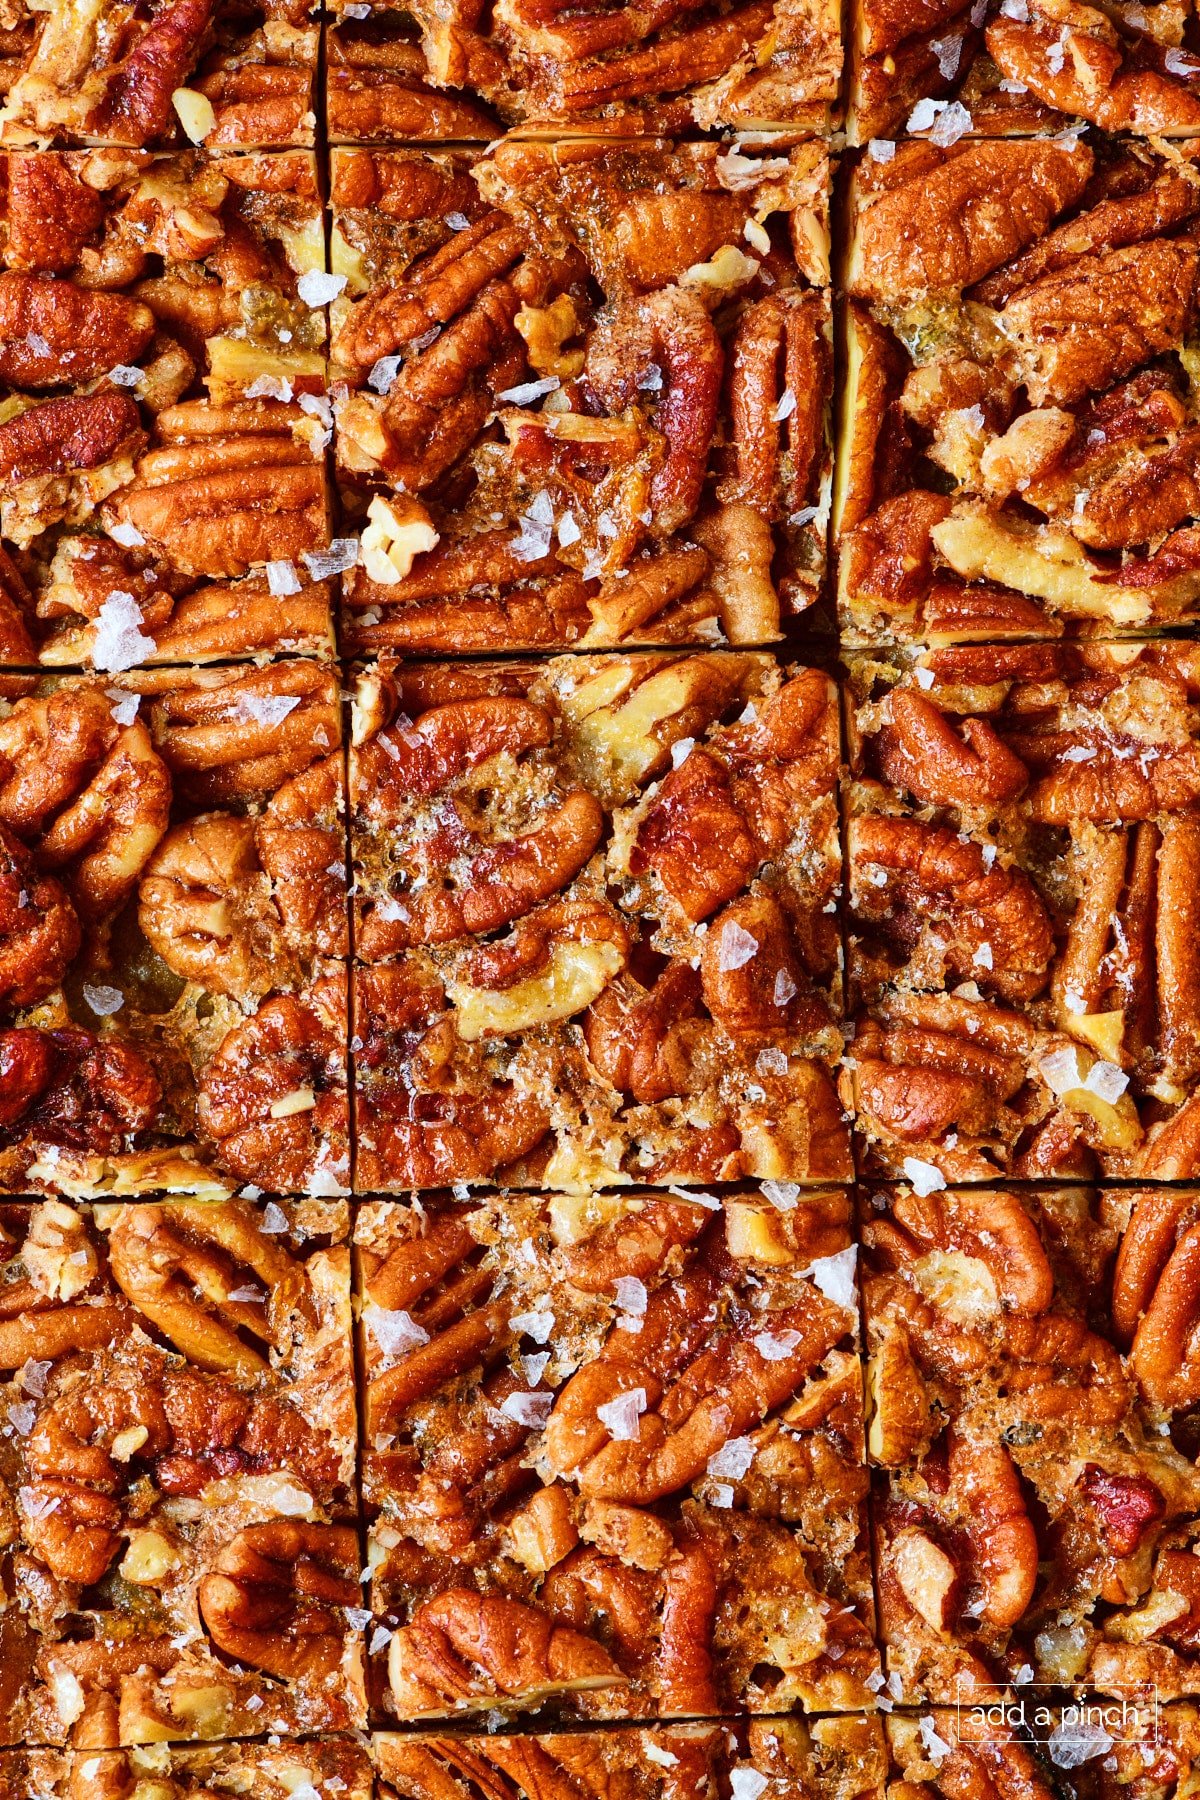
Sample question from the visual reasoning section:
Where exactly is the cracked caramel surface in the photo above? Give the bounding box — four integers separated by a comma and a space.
0, 148, 335, 669
358, 1189, 877, 1720
349, 651, 848, 1190
331, 139, 831, 655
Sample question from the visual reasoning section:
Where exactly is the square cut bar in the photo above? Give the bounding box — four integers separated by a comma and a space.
0, 661, 348, 1198
0, 1195, 363, 1747
348, 650, 849, 1191
0, 1739, 373, 1799
0, 149, 335, 668
843, 639, 1200, 1184
862, 1182, 1200, 1708
846, 0, 1200, 145
373, 1721, 888, 1800
883, 1711, 1083, 1799
330, 138, 832, 655
836, 133, 1200, 647
0, 0, 317, 149
324, 0, 839, 142
357, 1189, 878, 1721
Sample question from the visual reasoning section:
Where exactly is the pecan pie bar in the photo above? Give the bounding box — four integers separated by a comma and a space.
843, 640, 1200, 1183
0, 149, 335, 668
862, 1182, 1200, 1706
325, 0, 840, 141
2, 1738, 373, 1799
1046, 1700, 1200, 1796
0, 0, 317, 149
837, 134, 1200, 647
0, 662, 349, 1197
884, 1710, 1062, 1800
0, 1195, 363, 1747
374, 1719, 888, 1800
358, 1187, 877, 1721
330, 139, 832, 654
847, 0, 1200, 145
349, 651, 849, 1191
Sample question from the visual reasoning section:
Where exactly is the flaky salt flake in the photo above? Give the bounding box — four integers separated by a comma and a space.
1085, 1060, 1128, 1103
25, 332, 50, 356
761, 1180, 800, 1210
756, 1048, 787, 1077
908, 96, 972, 142
368, 354, 402, 394
106, 686, 140, 725
902, 1157, 946, 1195
496, 376, 560, 405
18, 1358, 50, 1397
708, 1435, 755, 1479
637, 362, 663, 391
596, 1387, 647, 1441
521, 1351, 550, 1385
752, 1328, 802, 1361
710, 1482, 735, 1507
20, 1485, 61, 1518
1062, 743, 1097, 762
919, 1719, 952, 1764
773, 387, 796, 423
1039, 1045, 1083, 1096
557, 513, 581, 547
299, 390, 334, 425
1049, 1720, 1113, 1769
867, 138, 896, 160
364, 1304, 429, 1358
266, 559, 301, 596
513, 489, 555, 562
344, 0, 371, 13
261, 1201, 288, 1233
7, 1401, 35, 1435
644, 1745, 679, 1769
227, 1284, 265, 1303
446, 210, 471, 230
730, 1770, 768, 1800
233, 693, 302, 726
1165, 46, 1200, 72
670, 736, 695, 768
500, 1390, 554, 1428
718, 921, 758, 971
92, 591, 155, 673
907, 96, 940, 129
511, 1308, 555, 1342
298, 270, 348, 306
369, 1625, 393, 1652
83, 982, 124, 1016
303, 538, 359, 579
344, 1606, 371, 1630
246, 374, 293, 401
108, 519, 145, 548
973, 942, 993, 969
108, 364, 142, 387
804, 1244, 858, 1311
773, 968, 798, 1006
931, 31, 962, 74
914, 666, 935, 689
1014, 1664, 1034, 1684
614, 1276, 647, 1316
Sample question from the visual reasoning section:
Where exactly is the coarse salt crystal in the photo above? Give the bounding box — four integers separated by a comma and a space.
7, 1402, 35, 1435
83, 983, 124, 1016
761, 1180, 800, 1210
708, 1435, 755, 1479
614, 1275, 647, 1316
914, 666, 935, 689
233, 693, 302, 726
1039, 1045, 1083, 1096
752, 1328, 802, 1361
773, 387, 797, 423
919, 1718, 952, 1763
298, 270, 348, 306
718, 921, 758, 971
756, 1048, 787, 1076
261, 1201, 288, 1233
902, 1157, 946, 1195
596, 1387, 647, 1441
500, 1390, 554, 1428
108, 520, 145, 548
266, 559, 301, 596
773, 968, 798, 1005
804, 1245, 858, 1310
1048, 1720, 1113, 1769
730, 1770, 768, 1800
364, 1305, 429, 1358
92, 591, 155, 673
246, 374, 293, 402
511, 1308, 555, 1342
973, 942, 993, 969
931, 32, 962, 74
867, 138, 896, 161
368, 355, 402, 394
496, 376, 560, 405
108, 364, 142, 387
18, 1359, 50, 1397
670, 737, 695, 768
557, 513, 581, 547
644, 1745, 678, 1769
303, 538, 359, 579
521, 1351, 550, 1385
1085, 1060, 1128, 1103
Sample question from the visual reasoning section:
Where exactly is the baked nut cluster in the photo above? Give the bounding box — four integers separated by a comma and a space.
0, 147, 335, 669
349, 651, 848, 1190
0, 0, 318, 149
325, 0, 840, 141
0, 664, 348, 1196
330, 138, 832, 654
7, 0, 1200, 1782
845, 640, 1200, 1181
357, 1188, 875, 1719
838, 134, 1200, 647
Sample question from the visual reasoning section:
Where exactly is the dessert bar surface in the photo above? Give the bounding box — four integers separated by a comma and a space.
864, 1182, 1200, 1706
331, 138, 832, 654
0, 149, 335, 669
0, 664, 348, 1197
837, 133, 1200, 646
0, 1195, 361, 1746
359, 1188, 877, 1721
844, 640, 1200, 1182
0, 0, 317, 149
847, 0, 1200, 145
325, 0, 839, 141
349, 649, 849, 1190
